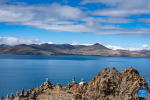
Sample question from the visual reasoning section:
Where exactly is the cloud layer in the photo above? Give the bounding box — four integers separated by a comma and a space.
0, 36, 53, 45
0, 1, 150, 36
81, 0, 150, 17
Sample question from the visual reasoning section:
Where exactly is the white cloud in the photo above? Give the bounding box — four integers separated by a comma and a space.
81, 0, 150, 9
72, 42, 78, 45
138, 18, 150, 23
0, 0, 12, 4
89, 9, 150, 17
19, 21, 150, 36
142, 45, 150, 50
106, 45, 144, 51
0, 3, 83, 23
71, 42, 93, 46
47, 41, 54, 44
81, 44, 93, 46
0, 2, 150, 36
12, 17, 148, 36
81, 0, 150, 17
0, 36, 53, 46
81, 17, 134, 23
143, 45, 149, 47
106, 44, 150, 51
106, 45, 126, 50
80, 0, 121, 6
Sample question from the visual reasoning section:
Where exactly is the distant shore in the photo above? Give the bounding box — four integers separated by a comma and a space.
0, 43, 149, 57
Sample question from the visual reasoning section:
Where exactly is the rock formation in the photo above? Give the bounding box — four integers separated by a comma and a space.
5, 94, 9, 100
16, 92, 19, 97
10, 93, 14, 99
21, 88, 24, 96
86, 66, 149, 100
1, 67, 150, 100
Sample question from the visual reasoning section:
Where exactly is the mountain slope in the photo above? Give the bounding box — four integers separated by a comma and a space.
0, 44, 54, 55
135, 50, 150, 56
0, 43, 149, 57
0, 44, 9, 48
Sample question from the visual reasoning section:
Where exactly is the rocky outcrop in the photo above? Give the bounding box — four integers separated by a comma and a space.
1, 67, 150, 100
86, 66, 149, 100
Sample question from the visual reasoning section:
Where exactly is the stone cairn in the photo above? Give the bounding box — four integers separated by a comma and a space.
16, 91, 19, 97
21, 88, 24, 96
82, 78, 84, 82
44, 77, 51, 86
72, 76, 75, 83
10, 93, 14, 99
6, 94, 9, 99
56, 83, 62, 90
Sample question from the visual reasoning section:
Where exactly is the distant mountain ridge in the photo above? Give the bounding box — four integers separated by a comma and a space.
135, 50, 150, 56
0, 44, 9, 48
0, 43, 149, 57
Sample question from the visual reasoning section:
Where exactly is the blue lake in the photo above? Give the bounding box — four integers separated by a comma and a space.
0, 54, 150, 97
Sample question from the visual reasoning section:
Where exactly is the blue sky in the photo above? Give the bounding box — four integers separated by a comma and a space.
0, 0, 150, 50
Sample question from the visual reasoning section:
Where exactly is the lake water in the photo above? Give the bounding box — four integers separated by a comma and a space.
0, 54, 150, 98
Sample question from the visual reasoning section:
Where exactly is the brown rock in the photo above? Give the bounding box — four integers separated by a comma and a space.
72, 76, 75, 83
21, 88, 24, 96
16, 91, 19, 97
86, 67, 149, 100
10, 93, 14, 98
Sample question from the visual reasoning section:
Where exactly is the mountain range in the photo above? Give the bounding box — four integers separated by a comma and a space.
0, 43, 149, 57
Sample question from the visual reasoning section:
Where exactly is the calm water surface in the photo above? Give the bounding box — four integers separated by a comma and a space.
0, 54, 150, 97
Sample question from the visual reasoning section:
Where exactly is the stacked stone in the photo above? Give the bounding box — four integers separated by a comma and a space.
12, 91, 20, 100
5, 94, 9, 100
72, 76, 75, 83
10, 93, 14, 99
56, 83, 62, 90
82, 78, 84, 82
70, 77, 88, 100
21, 88, 24, 96
44, 78, 51, 86
16, 91, 19, 97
